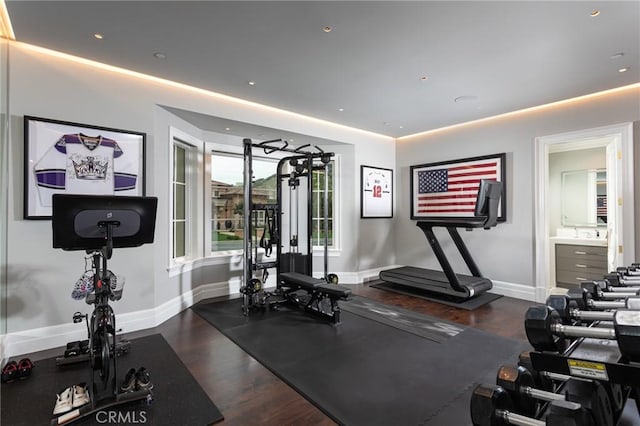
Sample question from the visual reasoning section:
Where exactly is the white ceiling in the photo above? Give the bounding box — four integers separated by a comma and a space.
6, 1, 640, 139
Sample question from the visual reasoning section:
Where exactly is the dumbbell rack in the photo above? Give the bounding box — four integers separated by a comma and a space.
529, 338, 640, 388
529, 337, 639, 425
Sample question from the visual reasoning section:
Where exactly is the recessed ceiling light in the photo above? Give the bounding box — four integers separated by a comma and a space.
94, 33, 104, 39
225, 127, 231, 131
323, 26, 333, 33
419, 76, 428, 81
590, 9, 600, 17
153, 52, 166, 59
290, 138, 295, 142
338, 108, 344, 112
619, 67, 628, 73
610, 52, 625, 59
399, 125, 404, 129
248, 81, 256, 86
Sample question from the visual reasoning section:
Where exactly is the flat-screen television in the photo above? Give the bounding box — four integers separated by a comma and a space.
474, 179, 503, 228
52, 194, 158, 251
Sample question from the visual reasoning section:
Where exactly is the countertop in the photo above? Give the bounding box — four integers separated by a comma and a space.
549, 236, 607, 247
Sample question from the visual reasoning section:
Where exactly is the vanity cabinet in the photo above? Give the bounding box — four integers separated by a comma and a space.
555, 244, 607, 288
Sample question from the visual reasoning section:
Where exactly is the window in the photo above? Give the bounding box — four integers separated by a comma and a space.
172, 143, 189, 259
312, 161, 335, 247
208, 149, 338, 254
171, 132, 201, 262
210, 152, 277, 253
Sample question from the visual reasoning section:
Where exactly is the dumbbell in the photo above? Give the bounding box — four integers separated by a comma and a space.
546, 295, 640, 324
524, 305, 640, 362
590, 278, 640, 293
517, 351, 626, 416
470, 384, 595, 426
580, 281, 640, 300
605, 272, 640, 287
566, 288, 638, 311
496, 365, 613, 425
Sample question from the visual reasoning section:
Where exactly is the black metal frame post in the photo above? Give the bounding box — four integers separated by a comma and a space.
417, 224, 466, 294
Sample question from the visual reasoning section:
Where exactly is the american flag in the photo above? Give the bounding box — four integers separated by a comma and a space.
414, 159, 500, 216
597, 196, 607, 216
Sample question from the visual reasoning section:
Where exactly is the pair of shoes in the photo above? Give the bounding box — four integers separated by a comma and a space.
52, 384, 90, 415
120, 367, 153, 393
2, 358, 34, 382
64, 340, 90, 357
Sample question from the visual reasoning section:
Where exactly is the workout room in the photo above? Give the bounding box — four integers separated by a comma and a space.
0, 2, 639, 425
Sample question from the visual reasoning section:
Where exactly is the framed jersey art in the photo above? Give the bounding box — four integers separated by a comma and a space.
24, 116, 146, 219
361, 165, 393, 218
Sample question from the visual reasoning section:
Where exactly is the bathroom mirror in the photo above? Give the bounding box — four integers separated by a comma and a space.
561, 169, 606, 227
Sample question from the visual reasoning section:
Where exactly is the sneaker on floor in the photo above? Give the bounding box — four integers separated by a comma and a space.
53, 386, 74, 415
72, 383, 90, 408
120, 367, 137, 393
135, 367, 153, 391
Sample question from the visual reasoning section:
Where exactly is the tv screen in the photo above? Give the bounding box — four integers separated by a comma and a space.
52, 194, 158, 251
474, 179, 503, 227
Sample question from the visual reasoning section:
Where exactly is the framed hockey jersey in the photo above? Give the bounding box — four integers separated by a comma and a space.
24, 116, 146, 219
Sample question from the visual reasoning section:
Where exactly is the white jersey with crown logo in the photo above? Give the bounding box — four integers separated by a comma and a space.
34, 133, 137, 206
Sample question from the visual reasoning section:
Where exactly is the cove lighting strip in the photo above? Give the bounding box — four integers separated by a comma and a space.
0, 0, 14, 40
14, 40, 393, 141
398, 83, 640, 141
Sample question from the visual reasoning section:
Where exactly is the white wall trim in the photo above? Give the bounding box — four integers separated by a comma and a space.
3, 265, 528, 356
534, 122, 634, 303
489, 280, 536, 302
4, 280, 234, 358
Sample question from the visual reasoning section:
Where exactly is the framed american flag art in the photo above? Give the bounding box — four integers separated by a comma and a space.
410, 153, 506, 221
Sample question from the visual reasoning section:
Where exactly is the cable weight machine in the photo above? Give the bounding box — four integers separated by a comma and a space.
241, 138, 350, 322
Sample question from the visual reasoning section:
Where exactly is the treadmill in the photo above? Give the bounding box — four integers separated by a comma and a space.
379, 179, 503, 300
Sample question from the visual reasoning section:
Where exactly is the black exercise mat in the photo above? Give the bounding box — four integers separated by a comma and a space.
192, 297, 529, 425
1, 334, 223, 426
369, 280, 503, 310
341, 296, 465, 343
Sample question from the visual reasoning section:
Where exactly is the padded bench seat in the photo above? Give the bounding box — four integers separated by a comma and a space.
280, 272, 325, 290
317, 283, 351, 299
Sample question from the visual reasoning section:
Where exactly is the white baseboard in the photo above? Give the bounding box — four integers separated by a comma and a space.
3, 265, 447, 357
4, 280, 236, 358
489, 280, 537, 302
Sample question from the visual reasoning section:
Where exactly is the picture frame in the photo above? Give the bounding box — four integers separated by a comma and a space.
410, 153, 506, 221
361, 165, 393, 218
24, 115, 146, 219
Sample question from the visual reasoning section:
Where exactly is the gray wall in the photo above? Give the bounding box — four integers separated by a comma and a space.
395, 88, 640, 292
5, 44, 396, 334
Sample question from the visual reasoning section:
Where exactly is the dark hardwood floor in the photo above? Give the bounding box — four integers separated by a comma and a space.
26, 285, 537, 425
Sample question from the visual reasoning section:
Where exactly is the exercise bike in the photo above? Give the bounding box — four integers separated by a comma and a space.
51, 194, 158, 425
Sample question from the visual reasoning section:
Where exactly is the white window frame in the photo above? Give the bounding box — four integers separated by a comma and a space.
205, 141, 341, 258
169, 127, 203, 268
311, 157, 340, 252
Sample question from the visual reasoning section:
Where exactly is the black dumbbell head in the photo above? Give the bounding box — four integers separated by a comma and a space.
563, 379, 613, 426
525, 306, 565, 352
470, 384, 512, 426
580, 281, 598, 298
614, 310, 640, 363
496, 365, 537, 416
546, 400, 595, 426
566, 288, 591, 311
546, 295, 571, 323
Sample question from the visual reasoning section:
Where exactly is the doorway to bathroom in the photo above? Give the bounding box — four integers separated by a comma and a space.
534, 123, 634, 302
